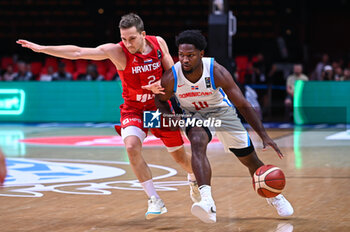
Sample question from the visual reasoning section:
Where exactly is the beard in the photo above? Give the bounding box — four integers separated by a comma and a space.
182, 65, 193, 74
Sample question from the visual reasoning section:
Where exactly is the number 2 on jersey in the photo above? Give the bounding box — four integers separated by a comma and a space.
192, 101, 209, 110
147, 75, 156, 85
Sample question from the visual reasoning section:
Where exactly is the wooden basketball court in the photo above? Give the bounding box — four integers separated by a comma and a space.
0, 124, 349, 231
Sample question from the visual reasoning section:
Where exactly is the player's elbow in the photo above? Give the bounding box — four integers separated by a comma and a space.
72, 49, 85, 59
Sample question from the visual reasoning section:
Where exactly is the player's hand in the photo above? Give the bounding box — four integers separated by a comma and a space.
261, 136, 284, 159
16, 39, 44, 53
0, 151, 7, 186
141, 80, 165, 95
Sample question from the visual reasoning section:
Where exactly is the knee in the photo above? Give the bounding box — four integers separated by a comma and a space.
190, 135, 207, 150
125, 143, 140, 159
189, 137, 208, 160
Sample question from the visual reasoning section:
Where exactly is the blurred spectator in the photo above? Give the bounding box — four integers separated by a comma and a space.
13, 61, 33, 81
285, 64, 309, 121
52, 62, 73, 81
246, 53, 267, 84
267, 64, 285, 85
245, 85, 262, 120
341, 68, 350, 81
322, 65, 334, 81
334, 66, 343, 81
332, 58, 344, 71
234, 76, 262, 122
1, 65, 16, 81
311, 53, 329, 80
250, 53, 270, 116
40, 66, 55, 81
111, 72, 120, 81
77, 64, 105, 81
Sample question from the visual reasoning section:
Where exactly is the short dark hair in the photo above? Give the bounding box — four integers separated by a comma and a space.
175, 30, 207, 51
119, 13, 144, 33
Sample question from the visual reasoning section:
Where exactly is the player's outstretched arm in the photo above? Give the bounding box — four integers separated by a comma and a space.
213, 62, 283, 158
16, 39, 113, 61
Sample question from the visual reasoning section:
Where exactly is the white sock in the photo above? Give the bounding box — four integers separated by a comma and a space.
199, 185, 212, 199
141, 179, 160, 199
187, 173, 196, 182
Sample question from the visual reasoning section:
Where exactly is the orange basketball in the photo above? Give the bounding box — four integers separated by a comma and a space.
253, 165, 286, 198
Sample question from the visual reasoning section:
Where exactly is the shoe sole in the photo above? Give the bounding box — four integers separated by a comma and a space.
191, 204, 216, 223
145, 207, 167, 220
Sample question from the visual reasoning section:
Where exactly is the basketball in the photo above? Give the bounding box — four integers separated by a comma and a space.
253, 165, 286, 198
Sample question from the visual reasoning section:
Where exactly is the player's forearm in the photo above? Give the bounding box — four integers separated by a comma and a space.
155, 95, 172, 114
39, 45, 83, 59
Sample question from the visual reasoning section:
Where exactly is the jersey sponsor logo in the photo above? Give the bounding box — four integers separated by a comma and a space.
1, 158, 187, 197
122, 118, 142, 126
178, 91, 213, 98
122, 118, 130, 125
136, 93, 155, 103
178, 84, 185, 87
131, 61, 161, 74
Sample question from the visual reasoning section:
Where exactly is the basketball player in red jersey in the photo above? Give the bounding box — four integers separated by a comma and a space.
17, 13, 200, 219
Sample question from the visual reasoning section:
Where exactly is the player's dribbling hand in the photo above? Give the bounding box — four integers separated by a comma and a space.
262, 136, 284, 159
16, 39, 43, 53
141, 80, 165, 95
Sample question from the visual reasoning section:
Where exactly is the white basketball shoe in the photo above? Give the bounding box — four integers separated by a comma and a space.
191, 196, 217, 223
189, 181, 201, 203
266, 194, 294, 217
145, 196, 167, 220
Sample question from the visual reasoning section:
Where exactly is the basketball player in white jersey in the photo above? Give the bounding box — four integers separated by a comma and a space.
154, 30, 294, 223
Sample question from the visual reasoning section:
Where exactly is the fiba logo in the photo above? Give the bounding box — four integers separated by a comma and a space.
143, 109, 161, 128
